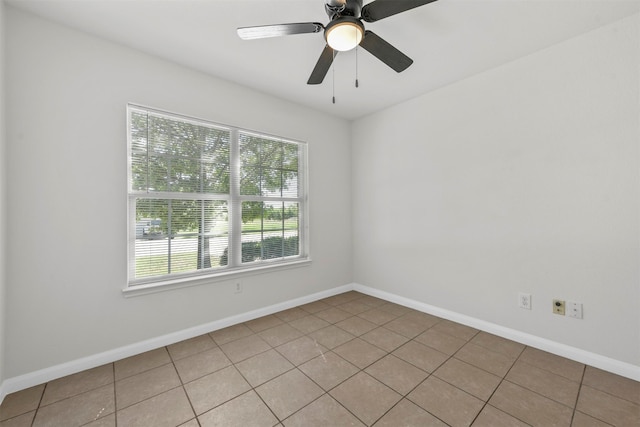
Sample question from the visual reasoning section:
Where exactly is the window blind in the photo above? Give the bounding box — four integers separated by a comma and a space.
127, 105, 307, 287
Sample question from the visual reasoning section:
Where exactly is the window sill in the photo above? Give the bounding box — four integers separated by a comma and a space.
122, 258, 312, 298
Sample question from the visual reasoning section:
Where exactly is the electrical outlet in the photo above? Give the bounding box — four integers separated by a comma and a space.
234, 281, 243, 294
567, 301, 583, 319
553, 299, 565, 315
518, 293, 532, 310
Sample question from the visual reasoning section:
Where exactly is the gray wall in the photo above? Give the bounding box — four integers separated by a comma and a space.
351, 14, 639, 366
0, 0, 6, 389
4, 7, 352, 378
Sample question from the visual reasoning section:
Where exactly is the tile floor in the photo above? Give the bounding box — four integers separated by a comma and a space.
1, 291, 639, 426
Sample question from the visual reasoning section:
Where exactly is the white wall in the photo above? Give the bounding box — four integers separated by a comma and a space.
0, 0, 7, 390
352, 14, 639, 367
4, 7, 352, 379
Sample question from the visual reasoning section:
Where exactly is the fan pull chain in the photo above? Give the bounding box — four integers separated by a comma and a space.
332, 49, 336, 104
355, 46, 359, 88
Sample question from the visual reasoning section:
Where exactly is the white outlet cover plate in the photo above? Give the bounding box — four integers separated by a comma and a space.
518, 293, 532, 310
567, 301, 583, 319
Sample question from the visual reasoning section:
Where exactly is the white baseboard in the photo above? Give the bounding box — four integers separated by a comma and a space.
2, 282, 638, 405
0, 283, 353, 403
353, 283, 640, 382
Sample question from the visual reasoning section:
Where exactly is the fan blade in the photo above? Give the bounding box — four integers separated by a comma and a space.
361, 0, 437, 23
308, 45, 336, 85
359, 30, 413, 72
237, 22, 323, 40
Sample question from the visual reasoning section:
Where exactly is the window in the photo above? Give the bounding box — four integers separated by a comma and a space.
127, 105, 308, 289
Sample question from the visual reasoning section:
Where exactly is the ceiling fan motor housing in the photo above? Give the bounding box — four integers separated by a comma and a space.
325, 0, 363, 20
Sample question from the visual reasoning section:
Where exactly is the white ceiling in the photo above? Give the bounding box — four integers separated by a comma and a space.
7, 0, 640, 120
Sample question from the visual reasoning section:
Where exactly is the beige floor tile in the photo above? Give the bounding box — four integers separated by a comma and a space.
245, 315, 284, 333
209, 323, 254, 345
337, 300, 373, 315
258, 323, 303, 347
392, 341, 449, 373
454, 343, 515, 377
283, 394, 365, 427
274, 307, 307, 323
408, 376, 484, 427
308, 325, 355, 349
357, 307, 398, 325
415, 328, 467, 355
365, 354, 428, 395
0, 385, 45, 421
275, 336, 328, 366
184, 366, 251, 415
299, 351, 359, 391
506, 360, 580, 407
330, 372, 401, 426
298, 300, 331, 314
378, 302, 413, 317
571, 411, 612, 427
116, 387, 194, 427
431, 320, 479, 341
489, 381, 573, 426
518, 347, 585, 382
471, 332, 525, 359
357, 295, 388, 308
0, 411, 35, 427
384, 312, 439, 338
199, 391, 279, 427
41, 365, 114, 406
360, 327, 409, 352
571, 411, 613, 427
582, 366, 640, 405
83, 412, 115, 426
167, 334, 217, 361
403, 311, 442, 326
321, 292, 361, 307
374, 399, 448, 427
333, 338, 387, 369
114, 348, 172, 380
335, 316, 378, 336
178, 419, 200, 427
289, 315, 330, 334
174, 347, 232, 384
115, 364, 181, 409
576, 385, 640, 426
235, 349, 294, 387
314, 307, 352, 324
255, 369, 324, 420
220, 334, 271, 363
471, 405, 529, 427
434, 358, 501, 401
32, 384, 115, 427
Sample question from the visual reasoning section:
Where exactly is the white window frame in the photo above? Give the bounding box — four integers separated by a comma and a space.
125, 104, 309, 296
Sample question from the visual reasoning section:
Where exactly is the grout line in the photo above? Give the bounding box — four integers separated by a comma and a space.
28, 382, 47, 427
229, 354, 285, 424
111, 363, 117, 427
467, 345, 525, 426
176, 354, 200, 425
570, 365, 588, 427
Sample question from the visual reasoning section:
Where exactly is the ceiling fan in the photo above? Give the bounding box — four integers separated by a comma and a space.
237, 0, 438, 85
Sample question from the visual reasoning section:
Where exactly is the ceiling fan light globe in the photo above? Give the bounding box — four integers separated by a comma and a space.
326, 21, 363, 51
